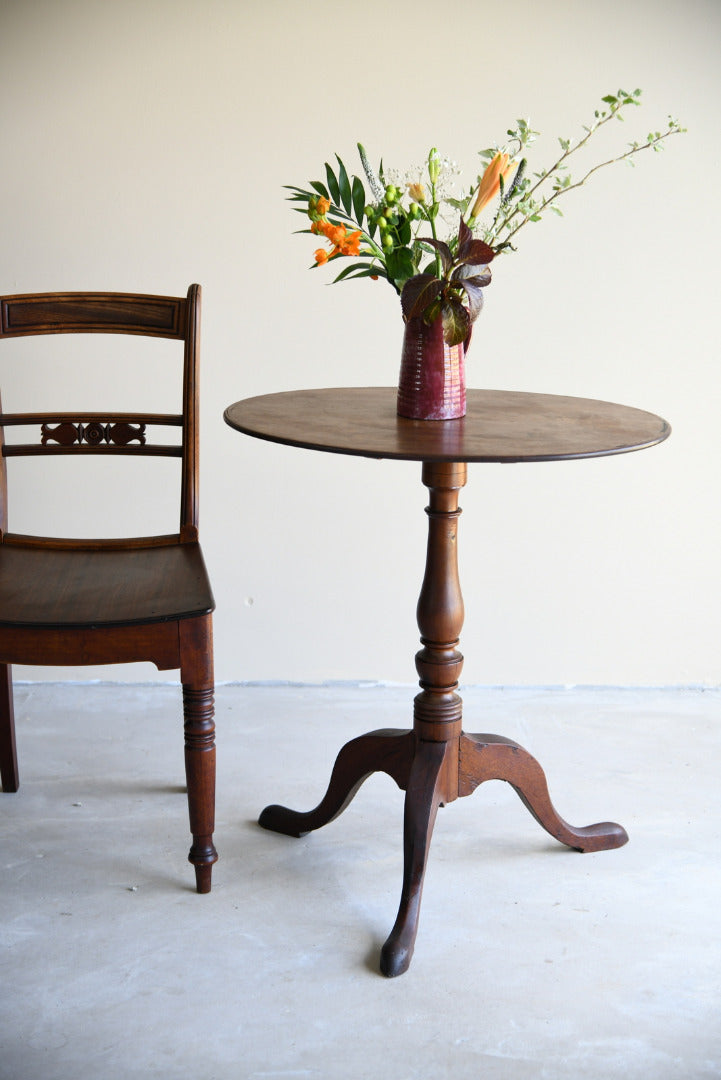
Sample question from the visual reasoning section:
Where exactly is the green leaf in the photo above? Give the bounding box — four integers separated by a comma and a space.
325, 163, 340, 205
286, 187, 317, 203
351, 175, 366, 224
332, 261, 382, 284
385, 247, 416, 288
309, 180, 330, 200
336, 155, 352, 215
339, 267, 387, 282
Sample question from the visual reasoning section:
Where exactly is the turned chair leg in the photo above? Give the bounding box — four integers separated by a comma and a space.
180, 617, 217, 893
0, 663, 19, 793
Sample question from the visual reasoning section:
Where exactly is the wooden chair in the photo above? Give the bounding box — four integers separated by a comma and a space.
0, 285, 217, 892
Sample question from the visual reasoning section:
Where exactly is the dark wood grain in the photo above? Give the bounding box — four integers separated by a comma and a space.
0, 293, 186, 338
224, 387, 670, 463
0, 286, 216, 892
0, 543, 213, 628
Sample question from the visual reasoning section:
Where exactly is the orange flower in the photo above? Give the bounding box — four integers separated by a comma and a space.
469, 152, 515, 219
328, 224, 347, 247
313, 225, 361, 263
314, 220, 346, 246
339, 229, 361, 257
308, 195, 332, 222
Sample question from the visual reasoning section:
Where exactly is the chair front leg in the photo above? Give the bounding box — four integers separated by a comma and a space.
180, 616, 217, 893
0, 663, 19, 792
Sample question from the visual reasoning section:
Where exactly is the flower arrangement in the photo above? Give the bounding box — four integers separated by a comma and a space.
288, 89, 684, 346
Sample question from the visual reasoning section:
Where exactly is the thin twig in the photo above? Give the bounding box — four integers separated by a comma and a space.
500, 124, 683, 247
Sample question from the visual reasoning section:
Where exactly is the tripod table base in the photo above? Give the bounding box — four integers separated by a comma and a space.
259, 727, 628, 977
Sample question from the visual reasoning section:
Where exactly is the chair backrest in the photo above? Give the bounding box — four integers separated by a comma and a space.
0, 285, 201, 546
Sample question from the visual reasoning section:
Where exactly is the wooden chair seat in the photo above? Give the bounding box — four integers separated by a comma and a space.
0, 541, 213, 630
0, 285, 217, 893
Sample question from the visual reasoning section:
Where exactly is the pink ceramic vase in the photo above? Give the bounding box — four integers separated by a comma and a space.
396, 316, 467, 420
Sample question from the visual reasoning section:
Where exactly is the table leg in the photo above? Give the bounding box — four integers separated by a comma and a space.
459, 732, 628, 852
258, 459, 628, 976
258, 729, 413, 837
379, 737, 453, 977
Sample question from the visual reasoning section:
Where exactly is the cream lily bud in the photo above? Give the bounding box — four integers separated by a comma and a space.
428, 148, 440, 185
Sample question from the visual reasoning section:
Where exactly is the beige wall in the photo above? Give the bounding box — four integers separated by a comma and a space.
1, 0, 719, 686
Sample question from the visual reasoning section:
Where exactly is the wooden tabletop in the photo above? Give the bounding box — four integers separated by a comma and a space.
224, 387, 670, 464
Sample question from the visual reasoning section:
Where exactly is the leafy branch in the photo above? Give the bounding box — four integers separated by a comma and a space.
485, 89, 686, 251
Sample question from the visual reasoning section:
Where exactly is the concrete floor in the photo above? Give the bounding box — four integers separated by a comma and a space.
1, 682, 720, 1080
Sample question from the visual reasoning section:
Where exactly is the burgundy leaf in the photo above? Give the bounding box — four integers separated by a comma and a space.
457, 280, 485, 321
458, 238, 496, 266
415, 236, 454, 275
457, 218, 473, 256
400, 274, 443, 321
441, 298, 471, 346
452, 265, 492, 287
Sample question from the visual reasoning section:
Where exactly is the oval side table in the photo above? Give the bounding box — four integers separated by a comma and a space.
224, 387, 670, 977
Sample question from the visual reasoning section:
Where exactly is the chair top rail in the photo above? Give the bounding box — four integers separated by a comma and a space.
0, 412, 183, 427
0, 292, 187, 339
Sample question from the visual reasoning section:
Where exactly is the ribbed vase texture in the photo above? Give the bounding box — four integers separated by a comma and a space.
397, 316, 467, 420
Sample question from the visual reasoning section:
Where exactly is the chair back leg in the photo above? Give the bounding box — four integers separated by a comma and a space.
0, 664, 19, 792
180, 616, 217, 893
